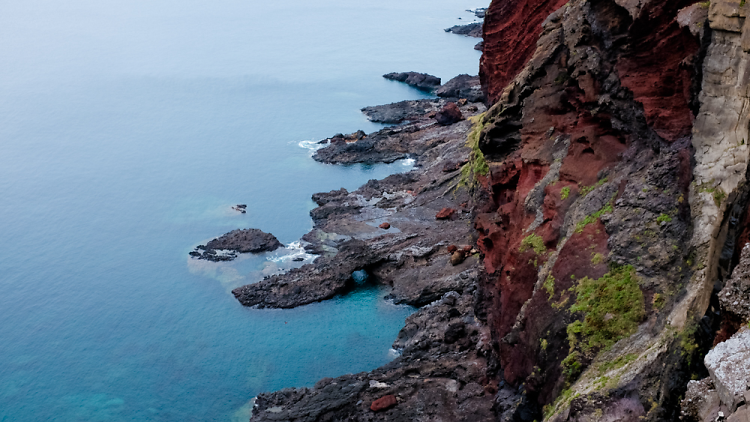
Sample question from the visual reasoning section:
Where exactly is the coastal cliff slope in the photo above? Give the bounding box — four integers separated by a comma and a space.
476, 0, 750, 419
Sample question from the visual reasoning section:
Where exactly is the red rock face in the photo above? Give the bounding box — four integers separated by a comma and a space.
479, 0, 570, 104
370, 395, 397, 412
475, 0, 702, 409
615, 2, 701, 141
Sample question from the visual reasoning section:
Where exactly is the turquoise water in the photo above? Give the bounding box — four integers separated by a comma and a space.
0, 0, 483, 420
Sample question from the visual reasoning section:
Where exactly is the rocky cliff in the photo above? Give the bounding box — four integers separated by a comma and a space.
474, 0, 750, 419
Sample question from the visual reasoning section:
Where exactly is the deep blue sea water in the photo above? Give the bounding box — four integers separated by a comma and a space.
0, 1, 483, 420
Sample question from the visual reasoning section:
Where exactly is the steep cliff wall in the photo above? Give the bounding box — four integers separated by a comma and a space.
475, 0, 723, 419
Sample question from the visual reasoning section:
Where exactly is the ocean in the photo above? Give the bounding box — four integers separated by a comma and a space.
0, 0, 482, 420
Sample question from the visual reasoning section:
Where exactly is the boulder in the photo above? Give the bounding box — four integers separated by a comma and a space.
436, 208, 456, 220
379, 222, 391, 230
705, 327, 750, 410
450, 251, 466, 266
370, 395, 397, 412
383, 72, 441, 91
434, 102, 463, 126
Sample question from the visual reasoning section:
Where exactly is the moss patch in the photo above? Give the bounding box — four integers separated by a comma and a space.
579, 177, 608, 197
575, 201, 613, 234
656, 214, 672, 224
567, 265, 645, 352
561, 186, 571, 200
544, 275, 555, 300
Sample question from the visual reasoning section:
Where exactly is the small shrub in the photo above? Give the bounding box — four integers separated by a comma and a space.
656, 214, 672, 224
544, 275, 555, 300
561, 186, 571, 200
458, 113, 489, 189
520, 233, 546, 255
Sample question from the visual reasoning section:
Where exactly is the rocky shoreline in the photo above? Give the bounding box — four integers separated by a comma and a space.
222, 67, 500, 419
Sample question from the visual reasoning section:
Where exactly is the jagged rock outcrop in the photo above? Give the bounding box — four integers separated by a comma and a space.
445, 22, 483, 38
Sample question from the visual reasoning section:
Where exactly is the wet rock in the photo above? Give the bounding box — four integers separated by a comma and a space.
205, 228, 282, 254
436, 74, 485, 103
435, 208, 456, 220
383, 72, 441, 91
444, 22, 483, 37
379, 222, 391, 230
190, 228, 282, 261
434, 102, 463, 126
370, 395, 397, 412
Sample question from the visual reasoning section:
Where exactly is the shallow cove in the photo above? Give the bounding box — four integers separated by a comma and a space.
0, 0, 483, 420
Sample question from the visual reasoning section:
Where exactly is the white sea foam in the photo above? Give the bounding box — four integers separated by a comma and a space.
267, 241, 315, 263
401, 158, 415, 166
298, 140, 325, 152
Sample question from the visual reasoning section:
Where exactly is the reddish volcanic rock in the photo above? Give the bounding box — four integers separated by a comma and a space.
447, 244, 458, 254
473, 0, 701, 413
379, 222, 391, 229
370, 395, 397, 412
434, 102, 463, 126
479, 0, 569, 104
615, 2, 701, 141
436, 208, 456, 220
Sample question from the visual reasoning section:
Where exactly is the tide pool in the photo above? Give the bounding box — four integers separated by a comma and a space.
0, 0, 483, 420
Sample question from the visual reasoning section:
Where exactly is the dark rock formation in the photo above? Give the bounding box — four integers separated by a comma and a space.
190, 228, 282, 261
383, 72, 441, 91
436, 74, 485, 103
250, 289, 496, 421
360, 99, 446, 124
313, 100, 486, 165
444, 22, 483, 38
434, 102, 463, 126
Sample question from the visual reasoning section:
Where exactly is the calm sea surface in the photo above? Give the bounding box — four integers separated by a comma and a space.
0, 1, 482, 420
